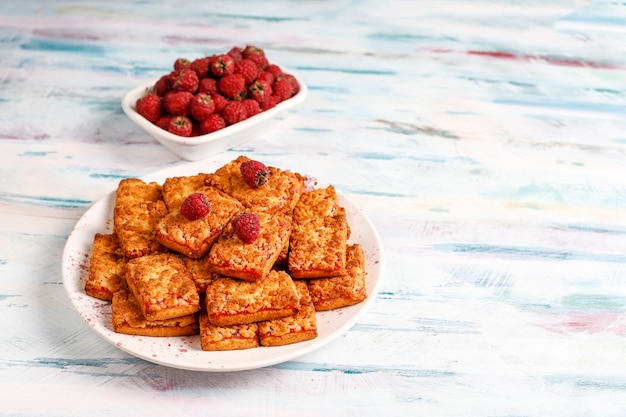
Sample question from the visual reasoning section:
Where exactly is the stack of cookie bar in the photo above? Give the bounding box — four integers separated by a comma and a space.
85, 155, 367, 351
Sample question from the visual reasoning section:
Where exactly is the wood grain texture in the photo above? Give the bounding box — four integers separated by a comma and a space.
1, 0, 626, 415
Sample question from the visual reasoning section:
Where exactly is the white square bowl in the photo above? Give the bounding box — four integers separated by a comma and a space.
121, 73, 308, 161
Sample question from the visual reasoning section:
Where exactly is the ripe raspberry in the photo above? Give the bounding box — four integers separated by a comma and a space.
265, 64, 283, 77
240, 159, 269, 188
211, 54, 235, 77
272, 78, 293, 102
242, 99, 260, 118
189, 57, 210, 78
242, 45, 268, 70
163, 91, 193, 116
190, 93, 215, 121
199, 77, 218, 95
191, 122, 202, 137
248, 54, 268, 71
171, 68, 199, 94
153, 74, 171, 96
168, 115, 193, 137
211, 94, 229, 113
234, 59, 259, 84
232, 212, 261, 244
256, 71, 276, 86
136, 92, 162, 123
174, 58, 190, 71
221, 101, 248, 125
180, 193, 211, 220
200, 113, 226, 134
248, 79, 273, 103
155, 115, 171, 131
242, 45, 265, 57
279, 73, 299, 95
227, 46, 244, 62
260, 95, 280, 111
219, 74, 246, 98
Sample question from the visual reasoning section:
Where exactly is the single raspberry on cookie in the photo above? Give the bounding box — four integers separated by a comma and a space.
232, 212, 260, 243
181, 193, 211, 220
240, 159, 269, 188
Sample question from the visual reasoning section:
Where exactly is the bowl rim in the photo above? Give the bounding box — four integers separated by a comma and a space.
121, 72, 308, 146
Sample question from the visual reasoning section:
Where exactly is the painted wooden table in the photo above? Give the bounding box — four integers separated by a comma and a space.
2, 1, 626, 415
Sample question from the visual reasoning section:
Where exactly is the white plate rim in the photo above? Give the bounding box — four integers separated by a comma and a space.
61, 156, 384, 372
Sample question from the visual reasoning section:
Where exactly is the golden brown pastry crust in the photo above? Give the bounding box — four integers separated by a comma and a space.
161, 173, 211, 212
124, 253, 200, 321
205, 269, 301, 326
85, 233, 127, 301
199, 314, 259, 351
112, 289, 198, 337
180, 254, 220, 293
113, 178, 168, 259
206, 155, 305, 213
307, 244, 367, 311
208, 211, 292, 282
258, 281, 317, 346
293, 185, 341, 221
155, 186, 244, 259
288, 207, 348, 278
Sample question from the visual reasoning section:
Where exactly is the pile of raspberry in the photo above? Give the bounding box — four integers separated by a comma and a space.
135, 45, 300, 137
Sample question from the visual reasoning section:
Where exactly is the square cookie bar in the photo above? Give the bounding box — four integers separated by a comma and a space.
206, 155, 305, 213
112, 289, 198, 337
161, 173, 211, 212
293, 185, 342, 221
85, 233, 127, 301
208, 211, 292, 282
155, 186, 244, 259
124, 253, 200, 321
307, 244, 367, 311
204, 269, 300, 326
258, 281, 318, 347
113, 178, 168, 259
288, 207, 349, 279
199, 314, 259, 351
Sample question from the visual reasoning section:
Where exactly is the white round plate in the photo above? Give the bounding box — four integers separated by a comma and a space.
62, 157, 384, 372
